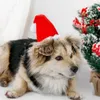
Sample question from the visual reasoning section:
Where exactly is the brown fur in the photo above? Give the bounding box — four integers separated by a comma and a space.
0, 43, 12, 87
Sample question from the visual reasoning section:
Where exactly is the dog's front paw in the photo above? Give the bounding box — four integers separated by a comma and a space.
5, 90, 20, 98
67, 91, 80, 100
0, 79, 8, 87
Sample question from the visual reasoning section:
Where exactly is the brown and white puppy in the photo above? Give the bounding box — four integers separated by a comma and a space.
0, 35, 84, 99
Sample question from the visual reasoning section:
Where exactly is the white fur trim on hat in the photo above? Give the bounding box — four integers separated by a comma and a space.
52, 34, 60, 40
46, 35, 60, 40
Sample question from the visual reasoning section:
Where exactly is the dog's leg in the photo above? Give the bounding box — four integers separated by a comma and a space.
5, 73, 28, 98
0, 43, 11, 87
0, 70, 12, 87
67, 78, 80, 100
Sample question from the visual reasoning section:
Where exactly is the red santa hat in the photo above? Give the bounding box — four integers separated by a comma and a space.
30, 14, 58, 42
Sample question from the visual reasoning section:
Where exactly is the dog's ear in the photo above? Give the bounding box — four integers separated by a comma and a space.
65, 34, 82, 53
35, 38, 54, 56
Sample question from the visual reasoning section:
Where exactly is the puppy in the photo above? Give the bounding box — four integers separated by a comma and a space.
0, 35, 84, 99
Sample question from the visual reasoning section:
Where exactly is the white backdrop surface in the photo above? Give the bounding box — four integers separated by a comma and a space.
0, 0, 100, 100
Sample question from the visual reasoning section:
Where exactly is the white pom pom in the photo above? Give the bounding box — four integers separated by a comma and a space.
29, 23, 36, 39
30, 23, 36, 33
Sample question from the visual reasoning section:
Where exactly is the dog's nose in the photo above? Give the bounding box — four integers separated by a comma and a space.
70, 66, 78, 73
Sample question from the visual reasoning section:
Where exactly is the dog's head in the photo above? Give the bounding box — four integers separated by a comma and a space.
30, 34, 84, 78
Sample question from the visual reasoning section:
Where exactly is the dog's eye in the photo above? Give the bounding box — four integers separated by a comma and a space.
55, 56, 63, 61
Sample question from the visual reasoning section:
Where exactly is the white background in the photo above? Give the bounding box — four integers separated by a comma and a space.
0, 0, 100, 100
24, 0, 100, 38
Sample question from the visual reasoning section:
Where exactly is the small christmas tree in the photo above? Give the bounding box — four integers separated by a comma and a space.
73, 3, 100, 73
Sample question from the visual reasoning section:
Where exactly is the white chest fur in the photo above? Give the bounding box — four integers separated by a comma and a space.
29, 74, 68, 95
40, 75, 68, 95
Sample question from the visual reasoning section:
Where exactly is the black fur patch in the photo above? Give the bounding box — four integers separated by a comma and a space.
45, 56, 51, 62
70, 53, 73, 58
62, 91, 65, 95
58, 73, 64, 76
24, 52, 30, 70
29, 75, 41, 88
72, 45, 76, 54
8, 39, 36, 75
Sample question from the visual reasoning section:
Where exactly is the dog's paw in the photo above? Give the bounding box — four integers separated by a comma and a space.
5, 90, 20, 98
67, 91, 81, 100
0, 79, 8, 87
